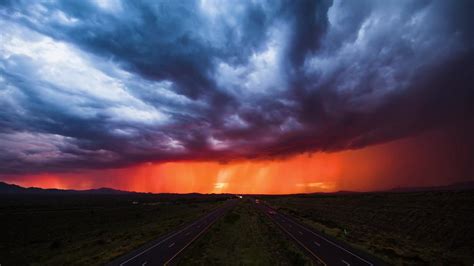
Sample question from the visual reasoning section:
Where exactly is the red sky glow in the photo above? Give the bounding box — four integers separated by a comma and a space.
3, 126, 471, 194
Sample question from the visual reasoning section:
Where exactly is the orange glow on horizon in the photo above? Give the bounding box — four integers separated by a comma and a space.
3, 127, 472, 194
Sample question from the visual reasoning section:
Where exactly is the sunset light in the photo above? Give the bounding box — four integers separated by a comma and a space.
4, 125, 471, 194
1, 1, 473, 264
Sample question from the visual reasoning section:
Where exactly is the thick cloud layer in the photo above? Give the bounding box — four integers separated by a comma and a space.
0, 0, 473, 174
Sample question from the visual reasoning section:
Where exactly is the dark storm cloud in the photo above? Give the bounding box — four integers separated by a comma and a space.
0, 0, 473, 174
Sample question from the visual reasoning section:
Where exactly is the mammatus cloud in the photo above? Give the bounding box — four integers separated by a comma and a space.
0, 0, 473, 174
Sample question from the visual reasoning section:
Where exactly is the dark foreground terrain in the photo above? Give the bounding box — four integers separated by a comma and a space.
1, 181, 473, 265
108, 198, 239, 266
177, 199, 313, 265
0, 191, 230, 265
263, 190, 474, 265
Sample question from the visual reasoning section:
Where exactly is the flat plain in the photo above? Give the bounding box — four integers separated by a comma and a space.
177, 200, 314, 265
263, 190, 474, 265
2, 186, 473, 265
0, 193, 230, 265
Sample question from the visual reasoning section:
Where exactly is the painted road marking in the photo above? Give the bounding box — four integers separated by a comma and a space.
261, 209, 327, 266
164, 203, 235, 265
298, 231, 303, 235
185, 232, 191, 236
280, 214, 373, 266
342, 259, 350, 266
141, 262, 147, 266
118, 205, 224, 266
168, 242, 175, 248
314, 241, 321, 246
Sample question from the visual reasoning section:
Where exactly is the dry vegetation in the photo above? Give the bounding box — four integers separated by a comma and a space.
0, 194, 229, 265
178, 200, 314, 265
264, 191, 474, 265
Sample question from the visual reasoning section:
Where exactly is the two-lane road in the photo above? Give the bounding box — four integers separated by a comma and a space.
108, 199, 237, 266
254, 200, 380, 266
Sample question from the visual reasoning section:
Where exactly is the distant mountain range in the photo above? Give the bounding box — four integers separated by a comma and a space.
387, 181, 474, 193
0, 180, 473, 195
0, 182, 230, 199
0, 182, 131, 195
321, 181, 474, 194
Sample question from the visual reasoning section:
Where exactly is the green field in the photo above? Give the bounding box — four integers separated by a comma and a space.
0, 193, 229, 265
177, 199, 314, 265
264, 191, 474, 265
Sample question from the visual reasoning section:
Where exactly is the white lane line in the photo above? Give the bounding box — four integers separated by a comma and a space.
164, 203, 236, 265
298, 231, 303, 235
168, 242, 175, 248
279, 215, 373, 266
141, 262, 147, 266
342, 259, 350, 266
185, 232, 191, 236
263, 210, 327, 265
314, 241, 321, 246
118, 205, 225, 266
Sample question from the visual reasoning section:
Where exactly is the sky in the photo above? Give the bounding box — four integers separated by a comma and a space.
0, 0, 473, 193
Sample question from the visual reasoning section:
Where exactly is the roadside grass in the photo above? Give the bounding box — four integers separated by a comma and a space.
0, 194, 229, 265
177, 200, 315, 265
264, 191, 474, 265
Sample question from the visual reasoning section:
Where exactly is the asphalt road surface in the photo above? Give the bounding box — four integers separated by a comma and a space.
108, 199, 237, 266
254, 199, 381, 266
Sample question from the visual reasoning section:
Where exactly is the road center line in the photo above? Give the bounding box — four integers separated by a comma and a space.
314, 241, 321, 246
279, 213, 373, 266
168, 242, 175, 248
342, 259, 350, 266
118, 204, 225, 266
164, 203, 235, 265
261, 208, 327, 266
